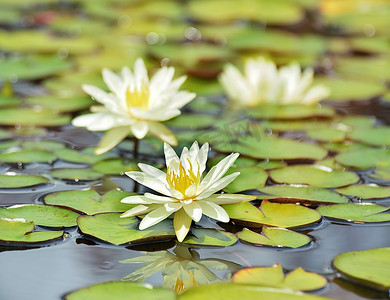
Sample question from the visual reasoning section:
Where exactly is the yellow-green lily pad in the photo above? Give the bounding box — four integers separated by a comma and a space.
0, 150, 57, 164
77, 213, 175, 245
55, 147, 116, 164
237, 227, 311, 248
369, 167, 390, 181
223, 200, 321, 228
233, 264, 327, 291
44, 189, 135, 215
0, 218, 64, 244
165, 114, 216, 129
224, 166, 268, 193
259, 185, 348, 204
0, 108, 71, 127
182, 228, 237, 247
0, 205, 78, 227
335, 148, 390, 169
336, 184, 390, 199
348, 127, 390, 147
306, 128, 346, 143
26, 95, 93, 113
92, 158, 138, 175
0, 174, 49, 189
269, 165, 359, 188
0, 95, 21, 108
50, 168, 103, 181
317, 203, 390, 223
333, 247, 390, 292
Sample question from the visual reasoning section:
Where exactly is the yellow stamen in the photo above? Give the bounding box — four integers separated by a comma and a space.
126, 82, 149, 110
166, 159, 200, 196
173, 271, 197, 294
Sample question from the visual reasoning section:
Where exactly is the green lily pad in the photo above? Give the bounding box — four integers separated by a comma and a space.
306, 128, 346, 143
55, 147, 116, 164
182, 228, 237, 247
336, 184, 390, 199
0, 95, 21, 108
77, 213, 175, 245
333, 247, 390, 292
0, 218, 64, 244
317, 203, 390, 223
257, 160, 286, 170
0, 140, 19, 151
65, 282, 176, 300
0, 55, 71, 81
348, 127, 390, 147
21, 140, 65, 151
178, 283, 332, 300
237, 227, 311, 248
338, 115, 376, 129
0, 108, 71, 127
50, 168, 103, 181
0, 150, 57, 164
92, 158, 138, 175
0, 174, 49, 189
0, 205, 78, 227
259, 185, 348, 204
313, 77, 385, 102
247, 104, 335, 120
223, 200, 321, 228
335, 148, 390, 169
165, 114, 216, 129
334, 57, 390, 82
44, 189, 135, 215
322, 142, 370, 154
26, 95, 93, 113
223, 166, 268, 193
369, 167, 390, 181
0, 129, 11, 140
269, 165, 359, 188
233, 264, 327, 291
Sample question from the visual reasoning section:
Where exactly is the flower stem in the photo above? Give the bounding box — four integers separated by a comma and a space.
133, 137, 139, 159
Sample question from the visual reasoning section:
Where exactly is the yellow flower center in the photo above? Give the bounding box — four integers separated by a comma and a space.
126, 82, 149, 110
173, 271, 197, 294
166, 159, 201, 196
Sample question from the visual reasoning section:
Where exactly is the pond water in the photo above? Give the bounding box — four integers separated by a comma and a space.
1, 0, 390, 299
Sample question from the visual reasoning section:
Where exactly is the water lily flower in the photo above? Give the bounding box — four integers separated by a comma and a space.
219, 57, 329, 107
72, 58, 196, 155
121, 141, 255, 242
121, 245, 238, 294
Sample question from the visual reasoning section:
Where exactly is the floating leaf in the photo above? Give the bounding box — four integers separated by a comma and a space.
334, 57, 390, 82
0, 108, 71, 126
44, 189, 135, 215
269, 165, 359, 188
306, 128, 346, 143
233, 264, 326, 291
165, 114, 216, 129
65, 282, 175, 300
178, 283, 332, 300
0, 95, 21, 108
0, 205, 78, 227
259, 185, 348, 204
336, 184, 390, 199
224, 166, 267, 193
92, 158, 138, 175
223, 200, 321, 228
348, 127, 390, 147
26, 95, 93, 113
77, 213, 175, 245
335, 148, 390, 169
317, 203, 390, 223
0, 150, 57, 164
0, 174, 49, 189
0, 218, 63, 244
21, 140, 65, 151
237, 227, 311, 248
182, 228, 237, 247
247, 104, 334, 120
55, 147, 116, 164
333, 247, 390, 292
369, 167, 390, 181
50, 168, 103, 181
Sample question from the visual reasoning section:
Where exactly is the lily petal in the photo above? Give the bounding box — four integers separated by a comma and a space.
198, 201, 229, 223
196, 172, 240, 200
149, 122, 178, 146
139, 206, 173, 230
131, 121, 149, 139
173, 208, 192, 242
183, 201, 202, 222
95, 126, 131, 155
121, 204, 152, 218
202, 193, 256, 205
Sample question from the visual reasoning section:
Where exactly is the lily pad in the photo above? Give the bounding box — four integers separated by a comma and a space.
317, 203, 390, 223
178, 283, 332, 300
348, 127, 390, 147
0, 174, 49, 189
237, 227, 311, 248
306, 128, 346, 143
0, 218, 63, 244
0, 150, 57, 164
224, 166, 268, 193
50, 168, 103, 181
369, 167, 390, 181
334, 57, 390, 82
335, 148, 390, 169
77, 213, 175, 245
0, 95, 21, 108
21, 140, 65, 151
336, 184, 390, 200
223, 200, 321, 228
55, 147, 115, 164
0, 205, 78, 227
44, 189, 135, 215
333, 247, 390, 292
233, 264, 327, 291
259, 185, 348, 204
26, 95, 93, 113
269, 165, 359, 188
165, 114, 216, 129
92, 158, 138, 175
182, 228, 237, 247
247, 104, 335, 120
0, 108, 71, 126
65, 282, 175, 300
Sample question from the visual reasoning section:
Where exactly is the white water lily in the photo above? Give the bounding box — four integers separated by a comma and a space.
219, 57, 329, 107
72, 58, 196, 155
121, 141, 255, 242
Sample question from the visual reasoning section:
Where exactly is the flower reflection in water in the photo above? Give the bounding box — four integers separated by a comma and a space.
120, 244, 240, 294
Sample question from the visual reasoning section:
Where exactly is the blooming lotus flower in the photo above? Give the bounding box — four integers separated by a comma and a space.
121, 245, 238, 294
121, 141, 255, 242
219, 57, 329, 107
72, 58, 196, 155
